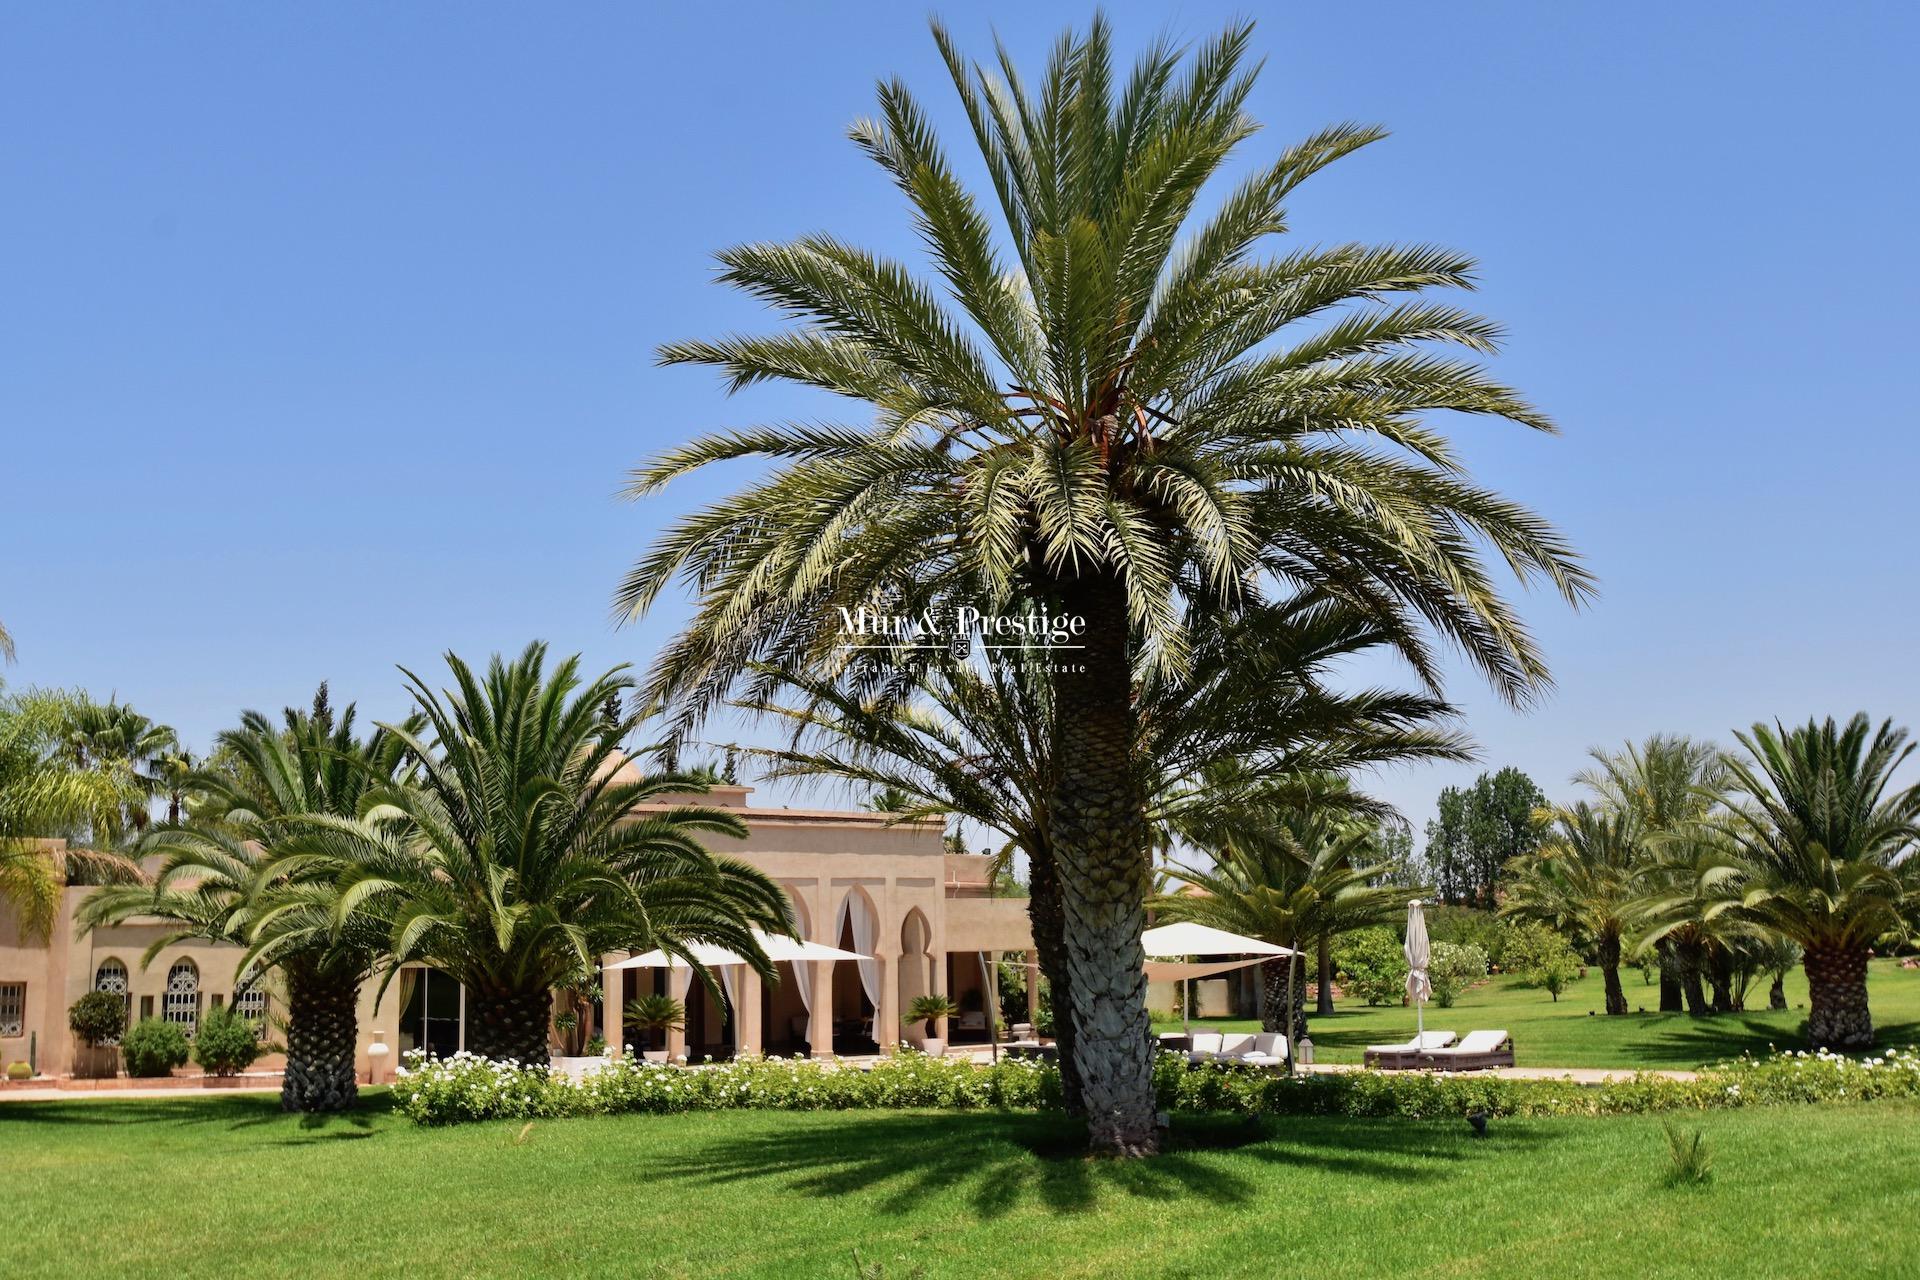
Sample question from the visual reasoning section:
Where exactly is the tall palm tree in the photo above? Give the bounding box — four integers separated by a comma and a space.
616, 19, 1588, 1152
1155, 795, 1413, 1042
1578, 735, 1729, 1012
0, 618, 14, 664
314, 644, 794, 1066
81, 696, 417, 1111
1502, 802, 1638, 1014
1708, 715, 1920, 1049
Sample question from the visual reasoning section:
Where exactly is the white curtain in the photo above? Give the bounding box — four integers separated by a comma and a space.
837, 893, 880, 1009
792, 960, 812, 1014
719, 965, 738, 1017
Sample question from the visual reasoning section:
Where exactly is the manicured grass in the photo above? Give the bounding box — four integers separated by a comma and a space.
5, 1092, 1919, 1278
1156, 958, 1920, 1069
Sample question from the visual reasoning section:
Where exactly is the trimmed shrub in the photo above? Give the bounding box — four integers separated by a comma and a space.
1334, 927, 1408, 1006
192, 1006, 263, 1076
68, 990, 127, 1047
121, 1018, 190, 1077
5, 1061, 31, 1081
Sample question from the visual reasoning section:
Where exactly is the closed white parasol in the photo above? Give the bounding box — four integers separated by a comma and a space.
1404, 899, 1433, 1046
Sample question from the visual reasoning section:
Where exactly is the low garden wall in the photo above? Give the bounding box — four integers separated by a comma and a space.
391, 1045, 1920, 1126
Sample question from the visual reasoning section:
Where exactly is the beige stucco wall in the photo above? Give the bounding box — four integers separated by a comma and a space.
5, 791, 1037, 1077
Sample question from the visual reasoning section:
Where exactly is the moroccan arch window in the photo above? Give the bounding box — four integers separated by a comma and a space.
232, 969, 269, 1037
0, 983, 23, 1038
164, 960, 200, 1037
94, 959, 131, 1042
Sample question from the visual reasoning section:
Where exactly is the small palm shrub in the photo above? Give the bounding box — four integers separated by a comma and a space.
903, 995, 959, 1039
1661, 1122, 1713, 1187
1334, 928, 1409, 1006
68, 990, 127, 1047
121, 1019, 190, 1077
1428, 942, 1490, 1008
624, 995, 685, 1036
192, 1006, 264, 1076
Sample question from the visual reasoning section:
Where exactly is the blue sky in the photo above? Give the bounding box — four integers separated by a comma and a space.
3, 3, 1916, 837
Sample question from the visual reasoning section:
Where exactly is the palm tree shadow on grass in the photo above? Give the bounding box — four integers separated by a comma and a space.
625, 1111, 1551, 1220
0, 1090, 393, 1139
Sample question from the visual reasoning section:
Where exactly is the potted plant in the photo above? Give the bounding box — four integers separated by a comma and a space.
902, 994, 958, 1057
67, 990, 127, 1079
624, 994, 685, 1062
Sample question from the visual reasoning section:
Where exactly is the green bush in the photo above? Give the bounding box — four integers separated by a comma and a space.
1428, 941, 1490, 1008
1501, 920, 1581, 998
121, 1019, 190, 1077
1334, 927, 1408, 1006
68, 990, 127, 1047
192, 1006, 263, 1075
5, 1061, 31, 1081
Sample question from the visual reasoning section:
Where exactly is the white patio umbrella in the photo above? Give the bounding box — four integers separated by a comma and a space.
1141, 922, 1294, 1033
611, 930, 868, 970
1404, 899, 1433, 1046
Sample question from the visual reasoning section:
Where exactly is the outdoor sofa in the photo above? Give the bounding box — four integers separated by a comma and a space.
1188, 1031, 1287, 1067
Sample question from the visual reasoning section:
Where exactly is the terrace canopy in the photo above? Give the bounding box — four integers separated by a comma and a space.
1141, 922, 1295, 1032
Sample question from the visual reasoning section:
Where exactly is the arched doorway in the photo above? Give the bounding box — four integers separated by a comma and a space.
831, 888, 881, 1054
899, 908, 934, 1045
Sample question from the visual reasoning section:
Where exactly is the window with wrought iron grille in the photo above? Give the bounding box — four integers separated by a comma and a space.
232, 970, 269, 1036
164, 960, 199, 1037
94, 959, 130, 1043
0, 983, 24, 1038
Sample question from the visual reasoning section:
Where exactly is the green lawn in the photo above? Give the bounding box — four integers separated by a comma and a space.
1156, 958, 1920, 1069
5, 1093, 1919, 1278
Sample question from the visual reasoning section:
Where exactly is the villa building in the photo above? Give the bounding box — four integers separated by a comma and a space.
0, 774, 1037, 1079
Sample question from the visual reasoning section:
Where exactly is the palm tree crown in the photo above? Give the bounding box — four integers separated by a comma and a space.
618, 16, 1590, 721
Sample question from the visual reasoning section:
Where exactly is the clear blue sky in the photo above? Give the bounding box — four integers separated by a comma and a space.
4, 3, 1916, 836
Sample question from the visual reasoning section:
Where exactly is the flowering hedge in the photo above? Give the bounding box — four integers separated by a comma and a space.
391, 1049, 1059, 1125
391, 1045, 1920, 1126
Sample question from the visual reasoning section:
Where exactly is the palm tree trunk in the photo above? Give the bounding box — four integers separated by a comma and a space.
1289, 957, 1309, 1043
1708, 947, 1734, 1015
1656, 939, 1683, 1012
1676, 939, 1710, 1016
1048, 573, 1156, 1156
1023, 838, 1082, 1114
1803, 945, 1873, 1050
281, 960, 360, 1113
1315, 935, 1334, 1016
468, 987, 554, 1065
1597, 929, 1627, 1016
1260, 957, 1289, 1034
